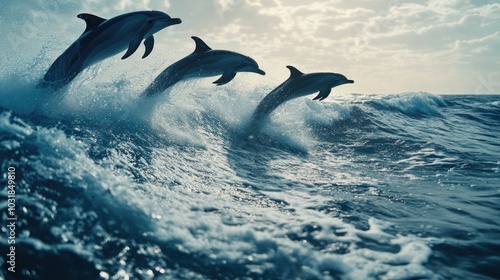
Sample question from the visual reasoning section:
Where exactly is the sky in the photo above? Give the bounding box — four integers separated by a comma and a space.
1, 0, 499, 94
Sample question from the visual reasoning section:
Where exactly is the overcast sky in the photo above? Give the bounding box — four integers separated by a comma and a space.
2, 0, 499, 94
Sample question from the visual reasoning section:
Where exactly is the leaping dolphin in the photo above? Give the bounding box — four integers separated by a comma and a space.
38, 11, 182, 90
141, 36, 266, 97
249, 65, 354, 132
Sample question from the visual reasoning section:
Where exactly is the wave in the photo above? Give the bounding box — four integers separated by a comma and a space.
0, 108, 444, 279
1, 64, 497, 160
365, 92, 447, 117
1, 4, 499, 279
1, 86, 498, 279
1, 35, 499, 279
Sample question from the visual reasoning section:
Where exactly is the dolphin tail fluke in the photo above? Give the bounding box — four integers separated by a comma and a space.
312, 88, 332, 101
213, 72, 237, 86
142, 36, 155, 58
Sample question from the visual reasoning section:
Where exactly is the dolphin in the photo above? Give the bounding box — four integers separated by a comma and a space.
249, 65, 354, 132
141, 36, 266, 97
38, 11, 182, 90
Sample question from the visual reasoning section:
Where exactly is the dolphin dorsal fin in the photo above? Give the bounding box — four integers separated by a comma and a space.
77, 13, 107, 34
191, 36, 212, 53
286, 65, 304, 79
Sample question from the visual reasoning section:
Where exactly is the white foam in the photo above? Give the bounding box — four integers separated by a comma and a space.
1, 112, 155, 240
113, 148, 440, 279
0, 111, 34, 137
376, 92, 446, 116
2, 100, 442, 279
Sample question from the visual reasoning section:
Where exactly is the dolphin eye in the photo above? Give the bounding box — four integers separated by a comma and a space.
147, 19, 153, 24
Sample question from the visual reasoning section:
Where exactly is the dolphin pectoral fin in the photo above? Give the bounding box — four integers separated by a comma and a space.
313, 88, 332, 101
122, 35, 143, 59
77, 13, 107, 34
142, 35, 154, 58
319, 88, 332, 100
213, 72, 237, 86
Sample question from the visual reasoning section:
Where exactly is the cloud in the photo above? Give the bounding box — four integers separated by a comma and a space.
1, 0, 499, 93
213, 0, 500, 93
79, 0, 170, 15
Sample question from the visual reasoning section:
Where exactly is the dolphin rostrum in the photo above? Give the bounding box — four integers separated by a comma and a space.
142, 36, 266, 97
249, 65, 354, 132
38, 11, 182, 90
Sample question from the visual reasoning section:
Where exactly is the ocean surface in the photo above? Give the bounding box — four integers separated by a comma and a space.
1, 65, 499, 280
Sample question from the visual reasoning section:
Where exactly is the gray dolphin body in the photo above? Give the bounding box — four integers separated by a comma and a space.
38, 11, 182, 90
249, 65, 354, 131
142, 36, 266, 97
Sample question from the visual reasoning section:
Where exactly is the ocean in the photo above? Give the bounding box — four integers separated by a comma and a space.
0, 69, 499, 279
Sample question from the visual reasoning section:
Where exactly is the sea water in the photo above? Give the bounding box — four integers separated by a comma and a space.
0, 70, 499, 279
1, 3, 499, 278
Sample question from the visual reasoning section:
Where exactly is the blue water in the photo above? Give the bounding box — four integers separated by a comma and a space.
1, 4, 499, 277
1, 64, 499, 280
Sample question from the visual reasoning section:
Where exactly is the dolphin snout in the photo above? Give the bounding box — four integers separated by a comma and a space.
241, 64, 266, 75
155, 17, 182, 25
346, 79, 354, 83
169, 18, 182, 25
254, 69, 266, 75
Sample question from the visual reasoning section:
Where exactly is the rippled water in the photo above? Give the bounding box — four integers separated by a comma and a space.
1, 77, 499, 279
